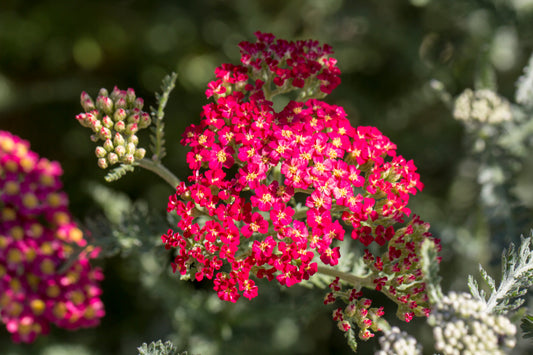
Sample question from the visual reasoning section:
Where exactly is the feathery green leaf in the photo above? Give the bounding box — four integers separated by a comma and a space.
104, 164, 135, 182
149, 72, 178, 163
468, 234, 533, 314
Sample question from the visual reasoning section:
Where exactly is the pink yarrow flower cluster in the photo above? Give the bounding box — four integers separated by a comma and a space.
323, 216, 439, 343
206, 31, 340, 101
0, 131, 104, 343
165, 33, 438, 312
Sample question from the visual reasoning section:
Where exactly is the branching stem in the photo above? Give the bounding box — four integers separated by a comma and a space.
138, 159, 180, 188
316, 265, 372, 287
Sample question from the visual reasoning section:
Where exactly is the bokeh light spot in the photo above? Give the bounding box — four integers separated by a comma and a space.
73, 37, 103, 70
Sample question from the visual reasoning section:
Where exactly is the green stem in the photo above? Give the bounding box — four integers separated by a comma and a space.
316, 265, 372, 287
138, 158, 180, 188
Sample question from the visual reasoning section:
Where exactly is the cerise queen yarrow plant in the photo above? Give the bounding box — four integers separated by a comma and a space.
73, 32, 441, 346
163, 31, 440, 322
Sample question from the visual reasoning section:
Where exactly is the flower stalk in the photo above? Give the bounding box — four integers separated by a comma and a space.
137, 158, 181, 188
316, 265, 372, 287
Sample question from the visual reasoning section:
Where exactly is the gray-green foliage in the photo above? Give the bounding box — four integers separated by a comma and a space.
420, 238, 443, 303
521, 314, 533, 339
468, 235, 533, 314
516, 52, 533, 110
104, 163, 136, 182
137, 340, 183, 355
84, 183, 168, 257
150, 72, 178, 163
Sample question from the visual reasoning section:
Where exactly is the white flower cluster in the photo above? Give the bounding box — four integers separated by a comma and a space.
453, 89, 512, 124
428, 292, 516, 355
375, 326, 421, 355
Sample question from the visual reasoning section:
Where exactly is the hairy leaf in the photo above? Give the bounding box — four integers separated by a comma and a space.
468, 234, 533, 314
521, 314, 533, 339
137, 340, 183, 355
150, 72, 178, 162
104, 164, 136, 182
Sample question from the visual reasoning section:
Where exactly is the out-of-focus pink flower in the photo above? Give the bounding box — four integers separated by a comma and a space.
0, 131, 104, 343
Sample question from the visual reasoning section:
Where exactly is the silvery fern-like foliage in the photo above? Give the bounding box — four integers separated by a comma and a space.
104, 163, 136, 182
137, 340, 183, 355
83, 183, 169, 257
149, 72, 177, 163
420, 238, 443, 304
516, 52, 533, 109
468, 235, 533, 314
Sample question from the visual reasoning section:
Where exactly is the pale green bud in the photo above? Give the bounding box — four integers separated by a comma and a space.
99, 127, 112, 140
97, 158, 108, 169
81, 91, 95, 112
107, 152, 119, 165
128, 135, 139, 145
98, 88, 109, 97
114, 97, 127, 110
96, 96, 113, 115
113, 132, 125, 147
102, 115, 113, 129
133, 97, 144, 110
128, 113, 140, 124
126, 142, 136, 155
110, 86, 123, 101
134, 148, 146, 160
126, 88, 136, 105
115, 145, 126, 157
103, 138, 114, 152
91, 119, 102, 133
114, 120, 126, 133
113, 108, 127, 121
123, 154, 134, 164
95, 146, 107, 158
345, 304, 357, 318
126, 123, 138, 135
75, 113, 91, 128
138, 112, 151, 129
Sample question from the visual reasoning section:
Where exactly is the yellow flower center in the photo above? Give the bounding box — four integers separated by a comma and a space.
10, 226, 24, 240
4, 181, 19, 195
30, 299, 46, 315
40, 259, 55, 275
47, 285, 61, 298
2, 207, 16, 221
47, 192, 62, 207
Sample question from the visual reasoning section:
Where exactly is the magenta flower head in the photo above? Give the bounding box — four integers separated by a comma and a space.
0, 131, 104, 343
165, 32, 439, 327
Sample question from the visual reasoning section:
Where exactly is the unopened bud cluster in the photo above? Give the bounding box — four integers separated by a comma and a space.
75, 87, 149, 169
453, 89, 512, 124
375, 326, 421, 355
325, 278, 385, 342
428, 292, 516, 355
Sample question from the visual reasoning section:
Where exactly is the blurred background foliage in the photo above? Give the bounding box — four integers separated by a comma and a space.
1, 0, 533, 353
